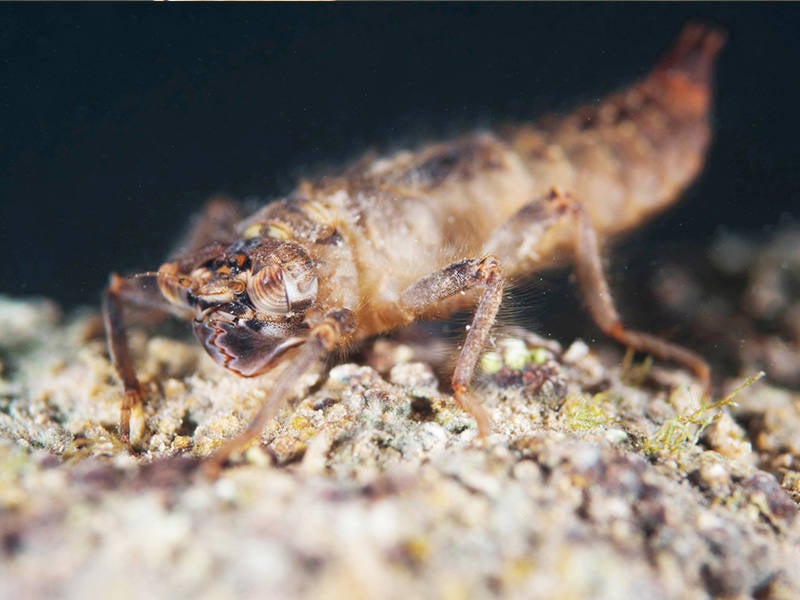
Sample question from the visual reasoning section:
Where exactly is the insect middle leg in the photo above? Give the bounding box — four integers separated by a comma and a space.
399, 257, 505, 438
486, 188, 711, 394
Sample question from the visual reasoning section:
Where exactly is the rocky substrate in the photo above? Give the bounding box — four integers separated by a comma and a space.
1, 228, 799, 599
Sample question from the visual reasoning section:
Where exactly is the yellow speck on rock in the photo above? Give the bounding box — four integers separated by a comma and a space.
479, 351, 503, 375
291, 415, 311, 432
560, 394, 610, 432
501, 556, 537, 589
401, 536, 430, 565
172, 435, 193, 450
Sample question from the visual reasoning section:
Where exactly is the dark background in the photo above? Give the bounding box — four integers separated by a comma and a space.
2, 4, 799, 308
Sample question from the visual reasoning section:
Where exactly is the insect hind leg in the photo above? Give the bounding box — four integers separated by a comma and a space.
487, 188, 710, 395
569, 193, 711, 394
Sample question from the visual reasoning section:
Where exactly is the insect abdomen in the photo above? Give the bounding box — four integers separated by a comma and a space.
502, 23, 724, 236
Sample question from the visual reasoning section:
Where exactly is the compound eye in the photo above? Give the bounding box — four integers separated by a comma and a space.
247, 264, 290, 314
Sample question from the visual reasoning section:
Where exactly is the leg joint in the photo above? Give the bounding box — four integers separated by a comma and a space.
477, 255, 503, 283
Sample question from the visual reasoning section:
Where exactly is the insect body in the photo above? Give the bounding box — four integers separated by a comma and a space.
104, 24, 723, 469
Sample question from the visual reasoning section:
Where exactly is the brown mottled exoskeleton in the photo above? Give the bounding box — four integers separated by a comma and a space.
104, 24, 723, 471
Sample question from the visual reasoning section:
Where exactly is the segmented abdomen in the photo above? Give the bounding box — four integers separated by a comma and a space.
352, 24, 722, 249
283, 24, 723, 312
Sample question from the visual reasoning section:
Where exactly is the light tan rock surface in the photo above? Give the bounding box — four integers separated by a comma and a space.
2, 230, 800, 599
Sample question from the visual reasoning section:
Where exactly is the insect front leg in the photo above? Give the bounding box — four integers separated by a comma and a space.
103, 269, 197, 450
485, 188, 711, 394
102, 274, 147, 450
203, 308, 355, 477
103, 198, 246, 451
399, 257, 505, 438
